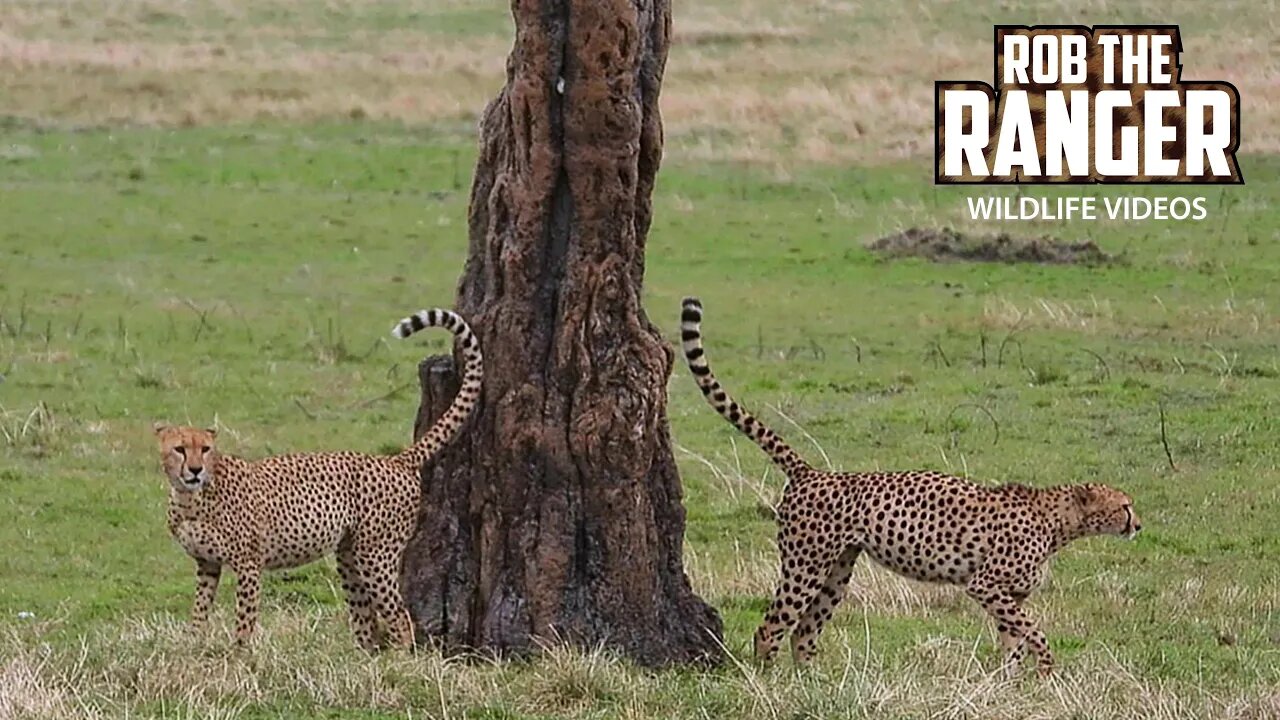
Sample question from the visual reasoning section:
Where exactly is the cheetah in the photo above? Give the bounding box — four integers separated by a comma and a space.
679, 298, 1140, 675
154, 308, 481, 650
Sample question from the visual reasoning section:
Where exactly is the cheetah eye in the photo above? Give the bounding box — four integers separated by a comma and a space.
198, 446, 210, 455
174, 447, 186, 457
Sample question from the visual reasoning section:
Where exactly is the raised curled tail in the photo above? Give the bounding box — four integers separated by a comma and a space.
391, 308, 483, 468
681, 298, 809, 478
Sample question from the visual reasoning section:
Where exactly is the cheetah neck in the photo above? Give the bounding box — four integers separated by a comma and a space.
1041, 486, 1090, 549
167, 485, 204, 524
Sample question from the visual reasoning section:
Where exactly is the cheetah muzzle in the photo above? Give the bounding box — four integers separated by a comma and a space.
680, 297, 1140, 677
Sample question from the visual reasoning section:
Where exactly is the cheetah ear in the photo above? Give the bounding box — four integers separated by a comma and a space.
204, 427, 218, 439
1073, 485, 1101, 509
153, 422, 169, 436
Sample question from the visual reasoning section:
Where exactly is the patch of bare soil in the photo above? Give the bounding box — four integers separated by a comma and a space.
867, 227, 1117, 266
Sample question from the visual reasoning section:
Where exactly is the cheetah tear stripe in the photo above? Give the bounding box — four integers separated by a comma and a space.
391, 308, 483, 470
680, 298, 809, 477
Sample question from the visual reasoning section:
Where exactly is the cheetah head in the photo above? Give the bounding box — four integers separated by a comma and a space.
1074, 484, 1141, 539
154, 424, 217, 492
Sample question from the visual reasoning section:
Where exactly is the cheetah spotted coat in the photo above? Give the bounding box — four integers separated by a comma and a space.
155, 308, 481, 650
680, 298, 1140, 675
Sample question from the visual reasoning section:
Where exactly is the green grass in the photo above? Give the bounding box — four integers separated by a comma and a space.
1, 124, 1279, 718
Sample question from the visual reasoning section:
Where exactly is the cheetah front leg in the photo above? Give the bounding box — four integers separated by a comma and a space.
790, 545, 861, 664
965, 575, 1053, 677
232, 566, 262, 645
191, 559, 222, 629
754, 535, 834, 663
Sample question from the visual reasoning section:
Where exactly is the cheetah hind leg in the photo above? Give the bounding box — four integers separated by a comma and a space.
337, 539, 379, 651
754, 536, 835, 663
790, 545, 861, 664
356, 542, 415, 651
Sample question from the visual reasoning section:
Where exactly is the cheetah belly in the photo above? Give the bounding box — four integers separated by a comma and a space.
857, 521, 980, 585
861, 542, 974, 584
259, 475, 353, 570
262, 512, 348, 569
850, 479, 988, 585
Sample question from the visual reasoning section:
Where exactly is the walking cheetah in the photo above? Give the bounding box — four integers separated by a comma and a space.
679, 298, 1140, 675
154, 308, 481, 650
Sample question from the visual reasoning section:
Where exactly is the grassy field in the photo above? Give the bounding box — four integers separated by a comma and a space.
3, 1, 1280, 719
3, 0, 1279, 162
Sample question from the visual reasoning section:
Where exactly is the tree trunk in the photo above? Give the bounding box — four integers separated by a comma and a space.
399, 0, 724, 667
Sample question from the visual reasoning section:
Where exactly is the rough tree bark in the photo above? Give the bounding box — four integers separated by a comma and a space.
399, 0, 724, 666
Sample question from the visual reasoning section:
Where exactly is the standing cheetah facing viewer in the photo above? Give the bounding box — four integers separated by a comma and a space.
154, 308, 481, 650
680, 298, 1140, 675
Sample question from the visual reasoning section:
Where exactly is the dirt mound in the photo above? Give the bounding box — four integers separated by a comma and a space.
867, 227, 1116, 266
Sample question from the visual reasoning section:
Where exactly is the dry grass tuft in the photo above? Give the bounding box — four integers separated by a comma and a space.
981, 295, 1118, 334
0, 643, 84, 720
1, 612, 1271, 719
0, 402, 62, 456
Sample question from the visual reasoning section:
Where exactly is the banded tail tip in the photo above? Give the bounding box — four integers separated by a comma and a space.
681, 297, 703, 323
391, 310, 434, 339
